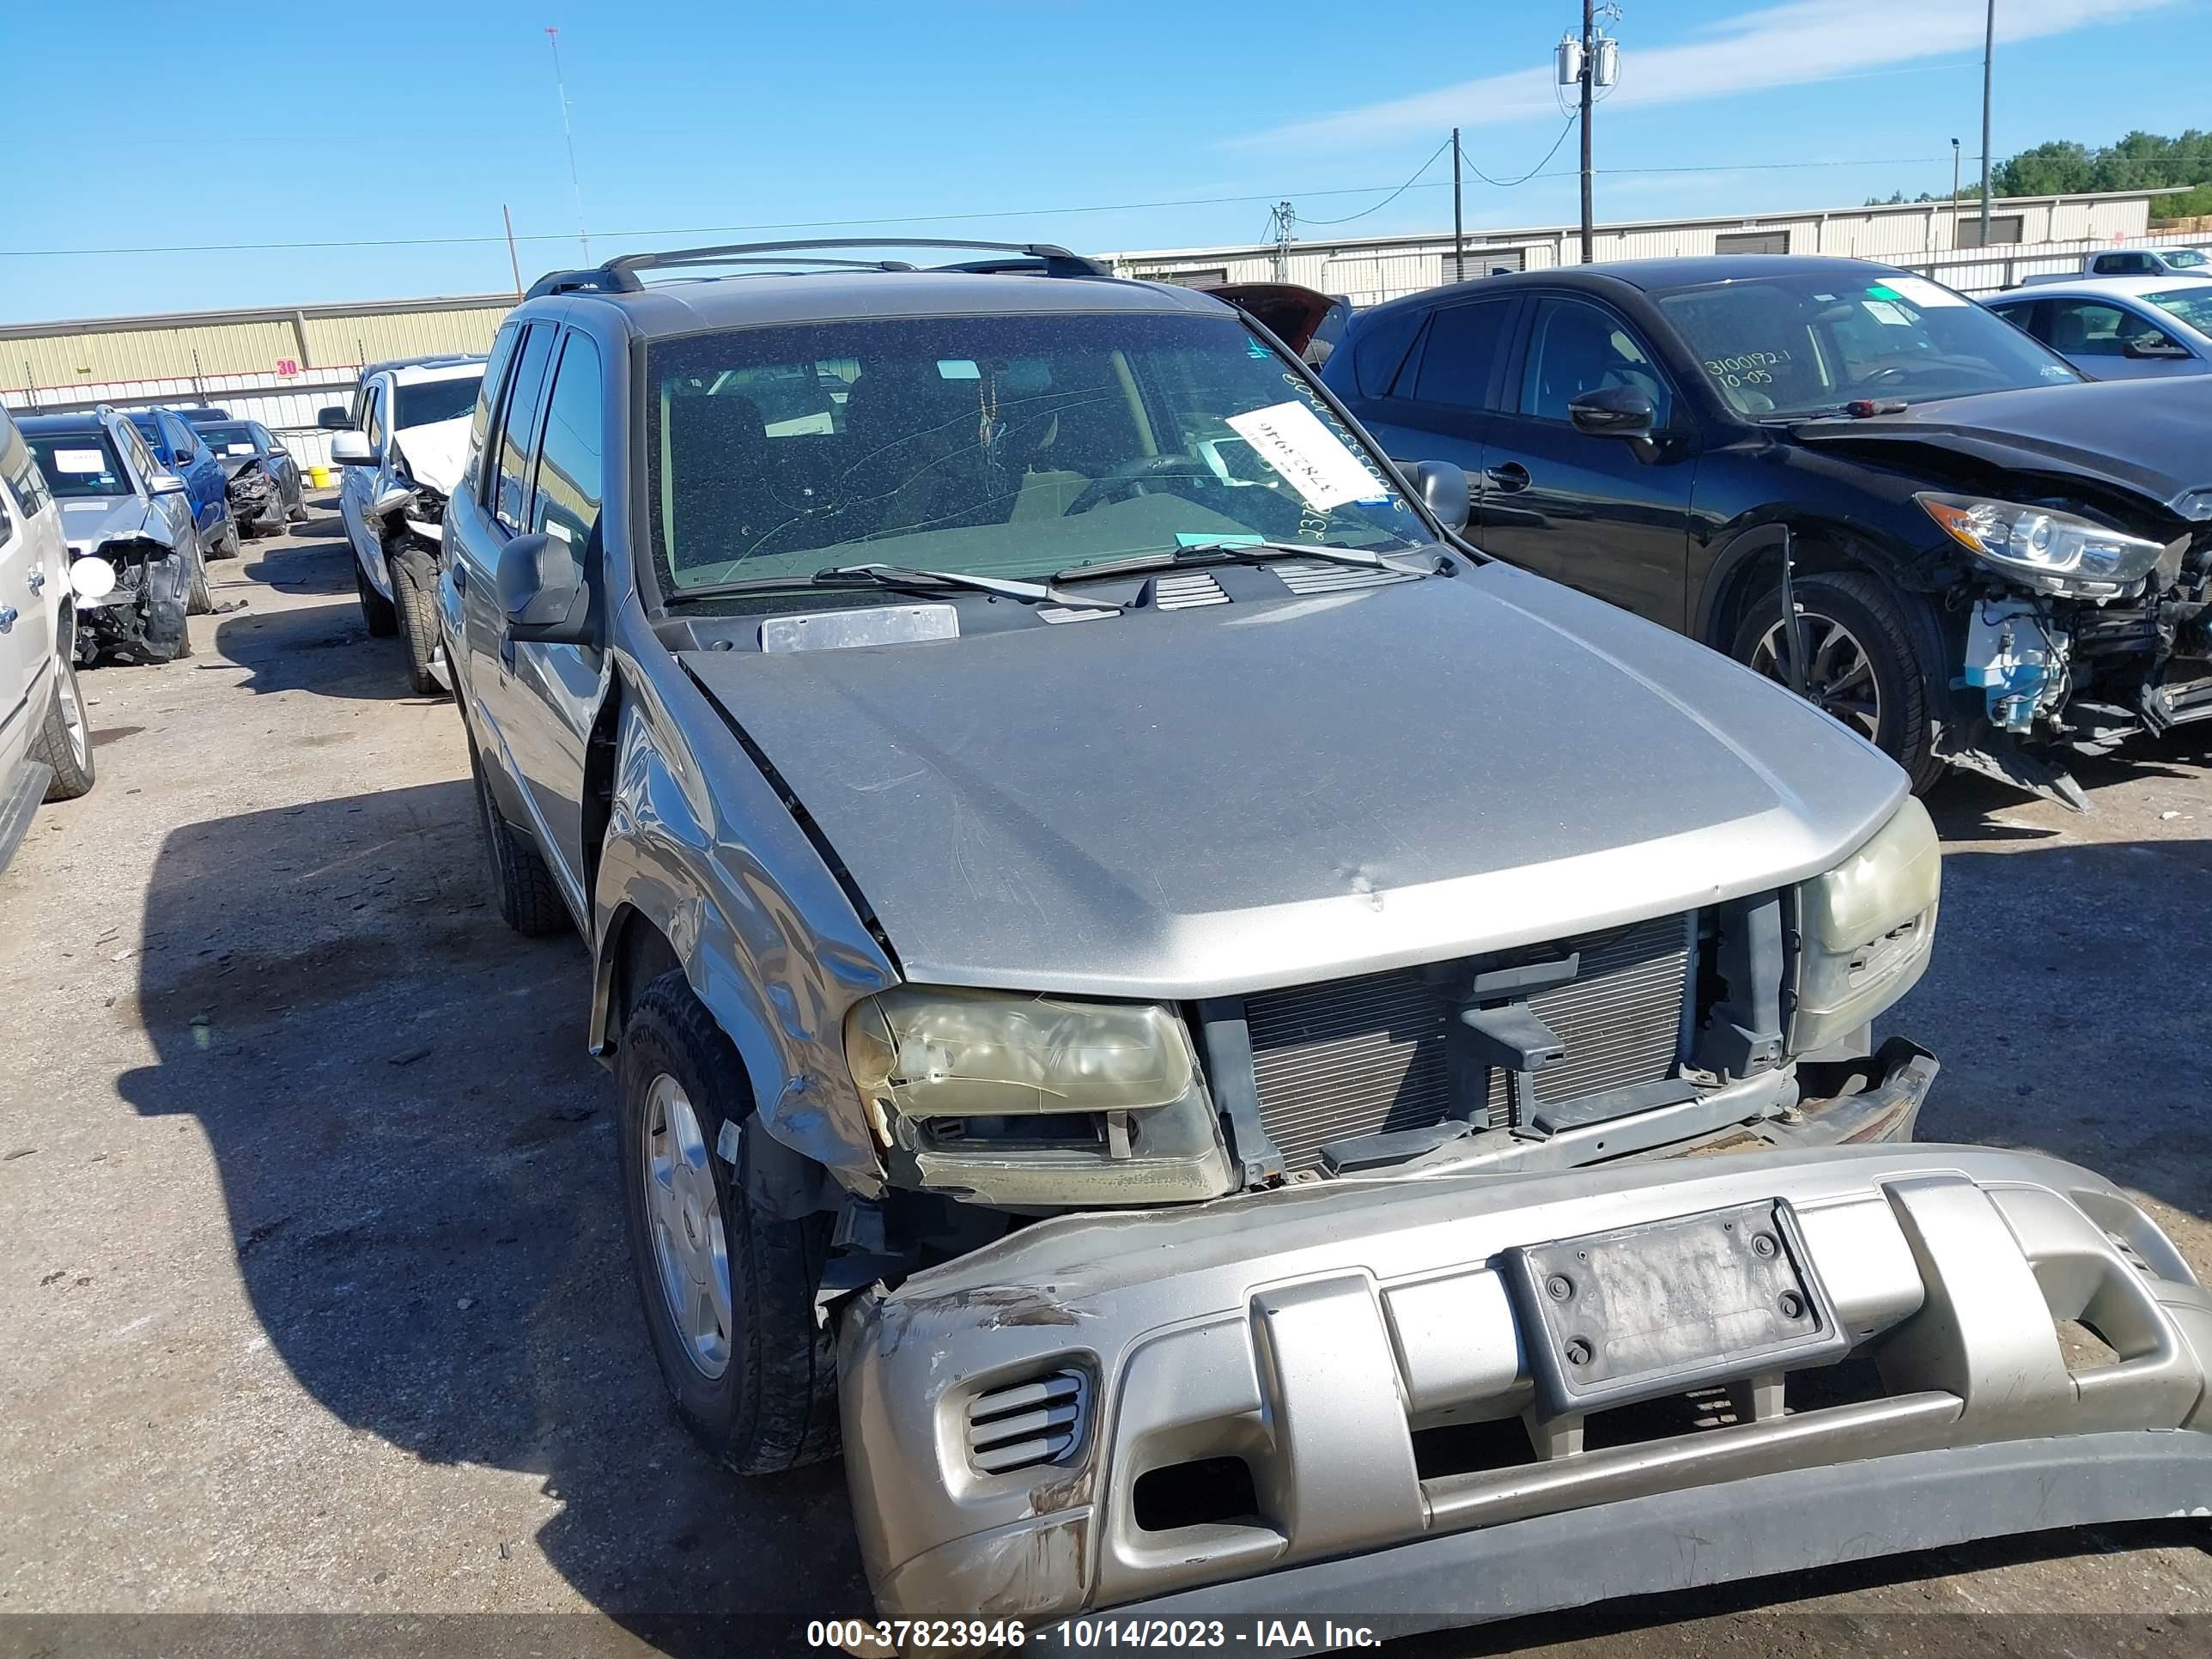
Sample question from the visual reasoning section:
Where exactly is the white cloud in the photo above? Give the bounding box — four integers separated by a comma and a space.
1231, 0, 2173, 152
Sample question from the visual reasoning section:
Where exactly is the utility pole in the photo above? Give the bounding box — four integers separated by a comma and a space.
1978, 0, 1995, 244
502, 204, 525, 299
1559, 4, 1618, 264
546, 26, 590, 262
1267, 200, 1295, 282
1452, 128, 1466, 283
1579, 0, 1595, 263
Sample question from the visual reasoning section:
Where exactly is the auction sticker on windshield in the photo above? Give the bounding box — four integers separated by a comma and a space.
1224, 400, 1382, 510
52, 449, 106, 474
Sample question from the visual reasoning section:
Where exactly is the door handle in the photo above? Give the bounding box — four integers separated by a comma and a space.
451, 561, 466, 593
0, 607, 15, 635
1486, 462, 1532, 492
27, 566, 45, 593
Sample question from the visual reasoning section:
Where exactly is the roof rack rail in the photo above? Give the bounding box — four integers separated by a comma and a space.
525, 238, 1111, 298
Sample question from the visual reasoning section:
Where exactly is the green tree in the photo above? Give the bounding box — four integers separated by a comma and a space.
1994, 140, 2096, 197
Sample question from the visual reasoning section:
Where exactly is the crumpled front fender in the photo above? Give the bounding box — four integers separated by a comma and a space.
591, 652, 896, 1195
842, 1143, 2210, 1626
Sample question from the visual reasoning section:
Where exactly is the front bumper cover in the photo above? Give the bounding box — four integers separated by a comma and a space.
840, 1144, 2210, 1628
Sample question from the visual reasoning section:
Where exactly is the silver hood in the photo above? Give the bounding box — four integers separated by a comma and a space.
681, 561, 1909, 1000
390, 416, 470, 497
58, 494, 160, 554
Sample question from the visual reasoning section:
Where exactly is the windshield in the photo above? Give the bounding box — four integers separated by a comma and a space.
2164, 249, 2209, 269
2145, 286, 2212, 334
1654, 271, 2081, 417
26, 433, 133, 499
393, 374, 483, 430
644, 312, 1428, 598
199, 422, 260, 455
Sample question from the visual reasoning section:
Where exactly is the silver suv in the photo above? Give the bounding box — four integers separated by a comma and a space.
439, 239, 2209, 1636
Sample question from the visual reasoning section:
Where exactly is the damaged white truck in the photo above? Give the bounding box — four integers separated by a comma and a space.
437, 239, 2210, 1639
323, 353, 486, 696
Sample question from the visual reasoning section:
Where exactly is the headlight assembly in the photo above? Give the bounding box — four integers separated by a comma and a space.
1917, 491, 2164, 598
843, 988, 1232, 1206
1792, 797, 1942, 1055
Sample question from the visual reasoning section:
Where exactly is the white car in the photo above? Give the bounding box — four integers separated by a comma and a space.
0, 407, 95, 872
2021, 246, 2212, 283
1984, 276, 2212, 380
319, 354, 486, 695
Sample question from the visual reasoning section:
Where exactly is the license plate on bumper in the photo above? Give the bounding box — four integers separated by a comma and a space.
1504, 1199, 1848, 1417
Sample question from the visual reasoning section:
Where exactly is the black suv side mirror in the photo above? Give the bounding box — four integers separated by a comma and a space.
1567, 385, 1656, 437
496, 531, 593, 644
1411, 459, 1472, 533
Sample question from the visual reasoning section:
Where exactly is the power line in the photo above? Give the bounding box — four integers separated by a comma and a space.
0, 155, 1972, 261
1462, 115, 1579, 188
1301, 138, 1454, 225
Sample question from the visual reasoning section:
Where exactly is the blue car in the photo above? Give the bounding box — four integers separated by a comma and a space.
126, 407, 240, 560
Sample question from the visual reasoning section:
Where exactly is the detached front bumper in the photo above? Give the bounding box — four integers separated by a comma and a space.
841, 1144, 2211, 1630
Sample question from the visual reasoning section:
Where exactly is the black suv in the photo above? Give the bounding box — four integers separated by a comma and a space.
1322, 255, 2212, 802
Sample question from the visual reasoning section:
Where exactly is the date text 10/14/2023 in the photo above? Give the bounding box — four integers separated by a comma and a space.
807, 1619, 1385, 1652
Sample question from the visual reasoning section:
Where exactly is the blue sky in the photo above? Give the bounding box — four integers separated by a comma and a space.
2, 0, 2202, 324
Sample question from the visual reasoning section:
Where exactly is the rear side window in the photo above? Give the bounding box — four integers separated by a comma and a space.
530, 333, 605, 550
1346, 307, 1426, 398
1411, 299, 1515, 408
469, 325, 524, 476
494, 325, 559, 532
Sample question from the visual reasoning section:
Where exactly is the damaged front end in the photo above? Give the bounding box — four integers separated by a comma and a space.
225, 459, 283, 532
69, 535, 191, 665
1933, 495, 2212, 803
842, 1144, 2212, 1631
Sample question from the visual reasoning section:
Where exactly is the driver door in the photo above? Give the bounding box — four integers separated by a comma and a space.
1474, 295, 1698, 629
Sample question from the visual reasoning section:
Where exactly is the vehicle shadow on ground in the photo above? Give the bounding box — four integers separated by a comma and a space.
214, 587, 435, 703
115, 782, 863, 1642
243, 532, 358, 599
1931, 739, 2201, 840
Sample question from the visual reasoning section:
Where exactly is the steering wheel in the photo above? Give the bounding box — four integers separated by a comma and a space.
1066, 453, 1204, 517
1850, 364, 1912, 392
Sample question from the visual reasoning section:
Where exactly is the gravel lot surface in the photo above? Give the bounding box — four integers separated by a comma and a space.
1, 509, 2205, 1656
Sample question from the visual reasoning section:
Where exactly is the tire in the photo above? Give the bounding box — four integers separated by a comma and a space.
1732, 569, 1945, 793
183, 538, 214, 616
468, 737, 567, 936
618, 971, 839, 1474
30, 638, 95, 801
355, 553, 398, 637
389, 547, 445, 697
206, 518, 242, 561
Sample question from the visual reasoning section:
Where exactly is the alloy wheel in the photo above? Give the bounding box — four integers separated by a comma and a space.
641, 1073, 734, 1379
1750, 611, 1882, 742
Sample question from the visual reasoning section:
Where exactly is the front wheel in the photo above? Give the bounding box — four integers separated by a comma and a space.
389, 549, 445, 697
1732, 569, 1944, 793
31, 641, 95, 801
206, 518, 242, 561
618, 972, 840, 1474
183, 538, 214, 616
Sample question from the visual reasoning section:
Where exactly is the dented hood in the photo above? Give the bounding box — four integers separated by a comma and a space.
390, 416, 471, 497
58, 495, 161, 553
681, 562, 1907, 1000
1793, 375, 2212, 519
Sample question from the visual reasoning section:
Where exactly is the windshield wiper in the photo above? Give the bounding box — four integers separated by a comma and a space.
666, 562, 1121, 610
1056, 540, 1443, 585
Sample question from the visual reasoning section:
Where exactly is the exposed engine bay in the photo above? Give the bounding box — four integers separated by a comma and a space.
69, 537, 191, 665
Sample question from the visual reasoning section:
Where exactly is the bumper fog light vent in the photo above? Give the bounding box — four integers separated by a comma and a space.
968, 1370, 1086, 1474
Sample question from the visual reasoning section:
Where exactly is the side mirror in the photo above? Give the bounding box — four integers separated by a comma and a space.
1567, 385, 1656, 437
317, 406, 354, 431
175, 446, 198, 463
1411, 459, 1471, 533
149, 472, 188, 495
496, 531, 592, 643
330, 431, 377, 466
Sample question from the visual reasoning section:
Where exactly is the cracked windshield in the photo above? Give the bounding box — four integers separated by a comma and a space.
646, 311, 1431, 595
